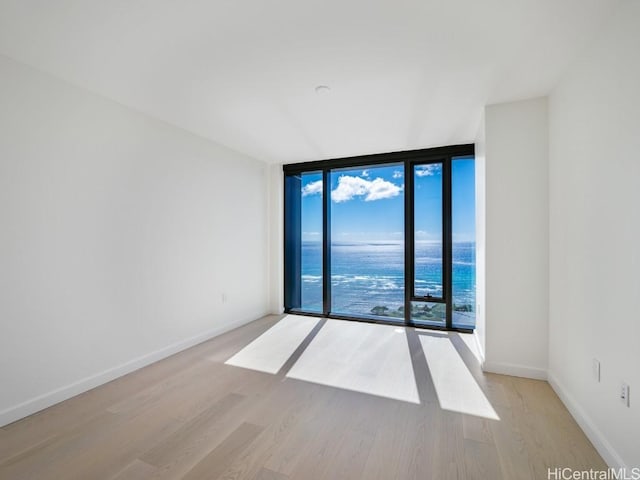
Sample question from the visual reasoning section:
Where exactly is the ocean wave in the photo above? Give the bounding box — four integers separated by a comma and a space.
377, 281, 401, 290
331, 242, 404, 246
414, 257, 443, 264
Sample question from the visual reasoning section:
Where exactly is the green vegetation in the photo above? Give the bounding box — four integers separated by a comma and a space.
369, 303, 474, 319
370, 305, 390, 316
453, 303, 473, 312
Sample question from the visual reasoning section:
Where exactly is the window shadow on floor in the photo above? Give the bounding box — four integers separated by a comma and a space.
226, 315, 498, 417
408, 328, 499, 420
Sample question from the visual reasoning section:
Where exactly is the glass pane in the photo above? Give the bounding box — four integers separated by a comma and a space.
330, 163, 404, 321
452, 156, 476, 328
413, 163, 443, 299
411, 301, 446, 326
284, 172, 323, 313
300, 173, 323, 312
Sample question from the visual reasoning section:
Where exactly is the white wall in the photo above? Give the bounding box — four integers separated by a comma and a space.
0, 55, 270, 426
548, 1, 640, 468
268, 163, 284, 314
474, 115, 486, 361
483, 97, 549, 379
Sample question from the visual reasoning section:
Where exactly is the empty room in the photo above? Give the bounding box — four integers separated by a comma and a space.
0, 0, 638, 479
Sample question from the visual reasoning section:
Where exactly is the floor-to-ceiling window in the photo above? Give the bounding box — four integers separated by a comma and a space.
284, 171, 323, 313
451, 156, 476, 328
330, 163, 404, 321
284, 145, 475, 331
410, 160, 446, 328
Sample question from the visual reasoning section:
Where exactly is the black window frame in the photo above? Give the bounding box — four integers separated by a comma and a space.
283, 144, 475, 333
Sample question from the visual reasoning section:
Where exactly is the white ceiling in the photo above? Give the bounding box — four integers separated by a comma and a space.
0, 0, 622, 163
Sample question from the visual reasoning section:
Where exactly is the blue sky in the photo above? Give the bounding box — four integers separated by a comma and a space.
301, 157, 475, 242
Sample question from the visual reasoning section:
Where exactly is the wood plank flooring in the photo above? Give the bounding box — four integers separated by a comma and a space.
0, 315, 606, 479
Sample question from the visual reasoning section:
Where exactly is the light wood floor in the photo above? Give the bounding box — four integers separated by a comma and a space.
0, 315, 605, 480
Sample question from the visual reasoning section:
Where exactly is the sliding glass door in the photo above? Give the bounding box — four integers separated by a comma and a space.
284, 145, 475, 332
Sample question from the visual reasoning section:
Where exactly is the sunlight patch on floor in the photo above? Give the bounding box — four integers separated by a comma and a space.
456, 331, 483, 365
419, 333, 499, 420
225, 315, 319, 374
286, 320, 420, 404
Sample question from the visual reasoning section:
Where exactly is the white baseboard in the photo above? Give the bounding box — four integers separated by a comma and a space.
482, 361, 548, 380
547, 372, 627, 470
0, 314, 262, 428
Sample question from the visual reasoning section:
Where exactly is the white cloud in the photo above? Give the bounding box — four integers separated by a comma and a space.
366, 178, 404, 201
301, 180, 323, 196
361, 170, 370, 178
392, 170, 403, 179
331, 175, 402, 203
415, 164, 442, 177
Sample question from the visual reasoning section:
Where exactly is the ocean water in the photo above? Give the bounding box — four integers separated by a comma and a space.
301, 241, 476, 326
